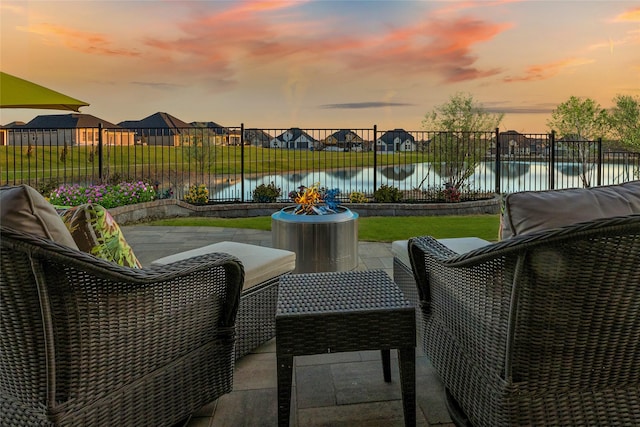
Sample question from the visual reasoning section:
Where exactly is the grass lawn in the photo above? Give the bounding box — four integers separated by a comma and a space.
148, 214, 500, 243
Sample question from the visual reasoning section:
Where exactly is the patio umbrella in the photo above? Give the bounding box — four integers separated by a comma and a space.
0, 72, 89, 111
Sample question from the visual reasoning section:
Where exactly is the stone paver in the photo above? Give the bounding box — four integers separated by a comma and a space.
122, 226, 454, 427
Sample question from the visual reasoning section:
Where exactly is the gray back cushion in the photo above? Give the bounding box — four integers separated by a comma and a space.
501, 181, 640, 239
0, 184, 79, 249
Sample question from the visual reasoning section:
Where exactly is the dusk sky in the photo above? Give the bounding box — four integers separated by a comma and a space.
1, 0, 638, 133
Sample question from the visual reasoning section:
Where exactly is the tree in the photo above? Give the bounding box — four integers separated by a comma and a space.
547, 96, 609, 188
547, 96, 609, 141
421, 92, 504, 190
608, 94, 640, 149
186, 133, 216, 177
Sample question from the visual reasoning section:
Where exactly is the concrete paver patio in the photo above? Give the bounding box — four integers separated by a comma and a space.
122, 226, 454, 427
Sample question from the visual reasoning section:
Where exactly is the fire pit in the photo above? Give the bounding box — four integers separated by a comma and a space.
270, 183, 358, 273
272, 206, 358, 273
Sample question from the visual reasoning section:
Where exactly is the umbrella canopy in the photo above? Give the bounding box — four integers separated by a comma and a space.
0, 72, 89, 111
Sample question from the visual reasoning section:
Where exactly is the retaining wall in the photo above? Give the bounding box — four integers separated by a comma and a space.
109, 196, 501, 226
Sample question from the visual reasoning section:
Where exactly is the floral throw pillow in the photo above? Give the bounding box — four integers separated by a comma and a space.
60, 203, 142, 268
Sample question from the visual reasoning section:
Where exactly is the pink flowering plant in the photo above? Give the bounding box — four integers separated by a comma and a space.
442, 185, 461, 203
48, 181, 156, 208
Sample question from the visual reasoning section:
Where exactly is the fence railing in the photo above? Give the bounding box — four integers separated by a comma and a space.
2, 125, 638, 202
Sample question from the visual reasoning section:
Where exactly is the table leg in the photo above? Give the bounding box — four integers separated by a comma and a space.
398, 347, 416, 427
277, 354, 294, 427
381, 348, 391, 382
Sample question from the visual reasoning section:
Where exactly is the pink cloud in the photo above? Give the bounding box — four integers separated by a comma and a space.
338, 16, 511, 82
141, 1, 309, 77
432, 0, 522, 17
139, 1, 513, 84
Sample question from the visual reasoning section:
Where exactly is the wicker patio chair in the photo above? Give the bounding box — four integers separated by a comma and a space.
408, 214, 640, 427
0, 226, 244, 427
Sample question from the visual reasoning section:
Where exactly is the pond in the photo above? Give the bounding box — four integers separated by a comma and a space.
209, 161, 638, 201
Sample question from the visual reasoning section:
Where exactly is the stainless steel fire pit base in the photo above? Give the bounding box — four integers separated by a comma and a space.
271, 207, 358, 273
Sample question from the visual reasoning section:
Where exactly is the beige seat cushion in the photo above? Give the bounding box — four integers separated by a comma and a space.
392, 237, 489, 268
152, 242, 296, 291
0, 184, 78, 249
501, 181, 640, 239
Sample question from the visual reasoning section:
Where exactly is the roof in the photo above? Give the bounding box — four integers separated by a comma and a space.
329, 129, 363, 143
119, 112, 192, 131
378, 129, 414, 143
191, 121, 224, 128
557, 134, 591, 142
22, 113, 120, 129
244, 128, 273, 141
191, 121, 227, 135
274, 127, 317, 143
1, 121, 27, 128
498, 130, 533, 145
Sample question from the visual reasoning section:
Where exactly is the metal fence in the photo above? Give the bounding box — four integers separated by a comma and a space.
2, 125, 639, 202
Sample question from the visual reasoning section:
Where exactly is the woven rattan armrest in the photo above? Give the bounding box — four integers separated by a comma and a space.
1, 226, 244, 425
408, 214, 640, 427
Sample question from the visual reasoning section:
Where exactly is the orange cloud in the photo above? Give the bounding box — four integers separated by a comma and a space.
0, 2, 26, 15
614, 7, 640, 22
503, 57, 594, 83
26, 23, 140, 57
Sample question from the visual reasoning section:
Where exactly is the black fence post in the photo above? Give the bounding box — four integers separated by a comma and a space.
98, 123, 103, 183
597, 137, 602, 187
549, 130, 556, 190
373, 124, 377, 193
241, 123, 245, 202
494, 127, 501, 194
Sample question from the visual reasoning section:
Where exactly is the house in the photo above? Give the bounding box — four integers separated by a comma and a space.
0, 121, 26, 146
270, 128, 317, 150
244, 128, 273, 147
7, 114, 134, 146
322, 129, 365, 151
191, 121, 233, 146
119, 112, 193, 146
376, 129, 416, 152
553, 134, 595, 158
495, 130, 534, 157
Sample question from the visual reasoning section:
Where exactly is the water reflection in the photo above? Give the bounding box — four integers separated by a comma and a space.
556, 162, 593, 176
379, 165, 415, 180
492, 161, 531, 177
326, 169, 360, 180
211, 161, 631, 200
285, 173, 309, 182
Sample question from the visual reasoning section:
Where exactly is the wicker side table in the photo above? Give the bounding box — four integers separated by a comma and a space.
276, 269, 416, 427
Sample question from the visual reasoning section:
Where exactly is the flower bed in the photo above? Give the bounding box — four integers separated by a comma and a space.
48, 181, 156, 208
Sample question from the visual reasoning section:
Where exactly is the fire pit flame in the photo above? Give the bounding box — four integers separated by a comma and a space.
290, 183, 340, 215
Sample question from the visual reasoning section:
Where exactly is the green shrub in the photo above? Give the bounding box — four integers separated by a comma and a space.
253, 182, 281, 202
36, 178, 61, 197
349, 191, 368, 203
373, 184, 402, 203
